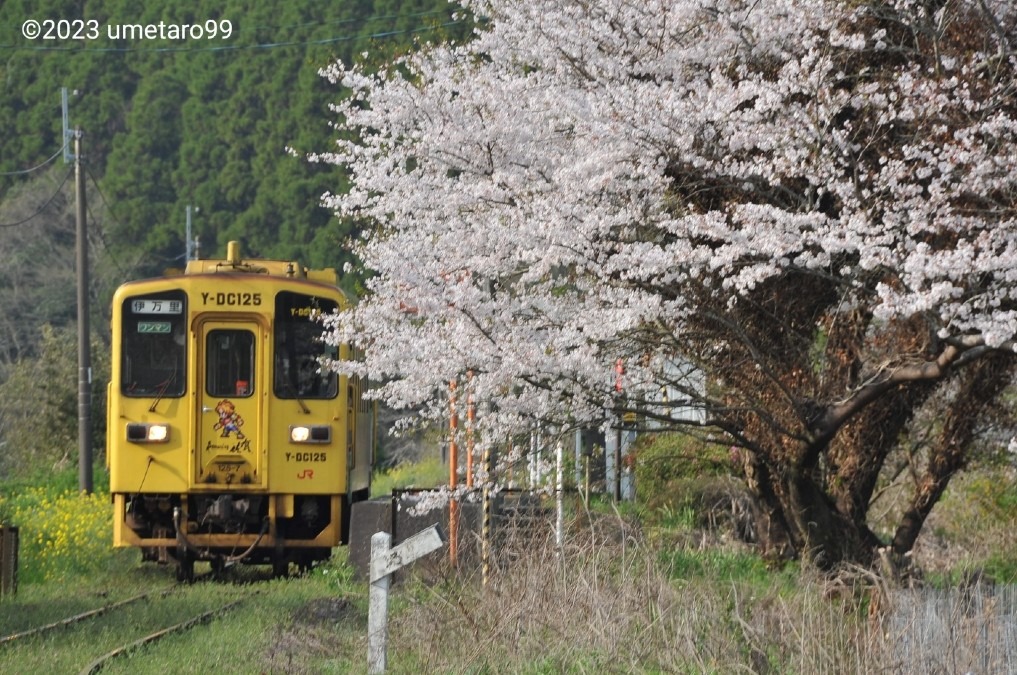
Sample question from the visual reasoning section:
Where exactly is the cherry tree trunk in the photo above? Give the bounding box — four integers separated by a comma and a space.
743, 451, 879, 569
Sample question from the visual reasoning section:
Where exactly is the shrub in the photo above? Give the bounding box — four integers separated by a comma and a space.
0, 483, 116, 584
630, 433, 757, 544
632, 432, 734, 509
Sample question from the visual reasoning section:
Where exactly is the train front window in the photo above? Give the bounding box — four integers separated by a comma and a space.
274, 292, 338, 399
121, 291, 187, 397
206, 330, 255, 398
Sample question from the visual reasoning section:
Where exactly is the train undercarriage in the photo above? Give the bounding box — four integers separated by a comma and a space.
116, 492, 345, 581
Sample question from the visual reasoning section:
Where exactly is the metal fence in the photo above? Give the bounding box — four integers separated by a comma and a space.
882, 584, 1017, 673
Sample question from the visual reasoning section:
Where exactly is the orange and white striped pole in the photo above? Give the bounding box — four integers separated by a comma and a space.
466, 370, 475, 489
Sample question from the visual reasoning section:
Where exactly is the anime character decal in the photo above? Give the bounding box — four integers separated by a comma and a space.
213, 399, 245, 439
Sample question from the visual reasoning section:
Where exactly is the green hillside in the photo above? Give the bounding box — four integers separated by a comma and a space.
0, 0, 466, 276
0, 0, 469, 477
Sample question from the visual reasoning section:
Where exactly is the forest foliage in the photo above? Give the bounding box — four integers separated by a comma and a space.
0, 0, 469, 476
0, 0, 466, 275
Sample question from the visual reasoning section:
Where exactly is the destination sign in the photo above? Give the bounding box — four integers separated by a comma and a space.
132, 299, 183, 315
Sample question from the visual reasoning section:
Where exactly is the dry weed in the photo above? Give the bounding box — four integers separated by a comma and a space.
380, 506, 1017, 673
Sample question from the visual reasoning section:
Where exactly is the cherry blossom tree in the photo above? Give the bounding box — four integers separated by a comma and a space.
317, 0, 1017, 568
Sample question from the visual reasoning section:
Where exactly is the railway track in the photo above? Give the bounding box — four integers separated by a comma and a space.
0, 575, 252, 673
78, 599, 244, 675
0, 591, 161, 646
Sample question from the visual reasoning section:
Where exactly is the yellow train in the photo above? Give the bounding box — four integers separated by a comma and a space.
106, 242, 373, 579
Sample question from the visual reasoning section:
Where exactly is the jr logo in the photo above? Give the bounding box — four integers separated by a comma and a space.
297, 469, 314, 480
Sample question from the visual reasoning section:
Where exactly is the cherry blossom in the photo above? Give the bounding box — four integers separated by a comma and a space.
316, 0, 1017, 566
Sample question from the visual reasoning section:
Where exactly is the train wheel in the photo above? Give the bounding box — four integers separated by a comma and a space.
272, 556, 289, 578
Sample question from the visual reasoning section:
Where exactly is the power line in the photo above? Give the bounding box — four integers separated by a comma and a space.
0, 142, 67, 176
83, 163, 130, 277
0, 168, 74, 228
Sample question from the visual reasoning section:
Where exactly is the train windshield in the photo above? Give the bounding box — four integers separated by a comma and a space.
120, 290, 187, 397
274, 292, 338, 399
206, 329, 256, 398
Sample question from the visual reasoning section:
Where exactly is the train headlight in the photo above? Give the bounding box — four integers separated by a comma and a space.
127, 423, 170, 443
290, 424, 330, 444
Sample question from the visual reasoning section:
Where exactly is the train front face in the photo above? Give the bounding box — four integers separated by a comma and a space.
108, 273, 364, 572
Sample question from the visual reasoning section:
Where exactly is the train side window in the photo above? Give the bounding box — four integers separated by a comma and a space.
121, 291, 187, 398
206, 329, 255, 397
274, 292, 338, 399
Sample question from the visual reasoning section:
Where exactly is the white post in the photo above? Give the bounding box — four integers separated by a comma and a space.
605, 426, 617, 499
368, 532, 391, 674
621, 427, 637, 501
574, 430, 583, 492
555, 441, 564, 549
536, 425, 544, 486
367, 525, 445, 674
528, 427, 537, 487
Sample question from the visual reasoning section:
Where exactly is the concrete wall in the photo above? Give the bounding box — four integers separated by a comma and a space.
348, 496, 483, 581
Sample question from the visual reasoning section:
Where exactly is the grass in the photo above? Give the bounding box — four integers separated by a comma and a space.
383, 511, 867, 673
2, 457, 1017, 673
371, 454, 448, 497
0, 548, 367, 674
0, 470, 369, 674
92, 562, 369, 675
662, 547, 784, 584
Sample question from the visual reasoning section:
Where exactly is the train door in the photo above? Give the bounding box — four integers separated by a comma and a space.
195, 320, 266, 488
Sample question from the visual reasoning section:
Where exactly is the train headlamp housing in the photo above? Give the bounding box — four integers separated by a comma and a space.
127, 423, 170, 443
290, 424, 331, 444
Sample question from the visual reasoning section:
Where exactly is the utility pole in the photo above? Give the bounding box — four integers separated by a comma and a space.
75, 129, 93, 494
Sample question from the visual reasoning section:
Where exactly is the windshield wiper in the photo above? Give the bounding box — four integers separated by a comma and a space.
280, 380, 311, 414
149, 373, 176, 412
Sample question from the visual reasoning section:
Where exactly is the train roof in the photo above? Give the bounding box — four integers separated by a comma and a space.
178, 241, 338, 285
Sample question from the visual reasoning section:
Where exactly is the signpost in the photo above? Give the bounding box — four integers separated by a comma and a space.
368, 524, 445, 674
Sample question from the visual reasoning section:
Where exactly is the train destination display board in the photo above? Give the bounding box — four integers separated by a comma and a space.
131, 298, 184, 314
